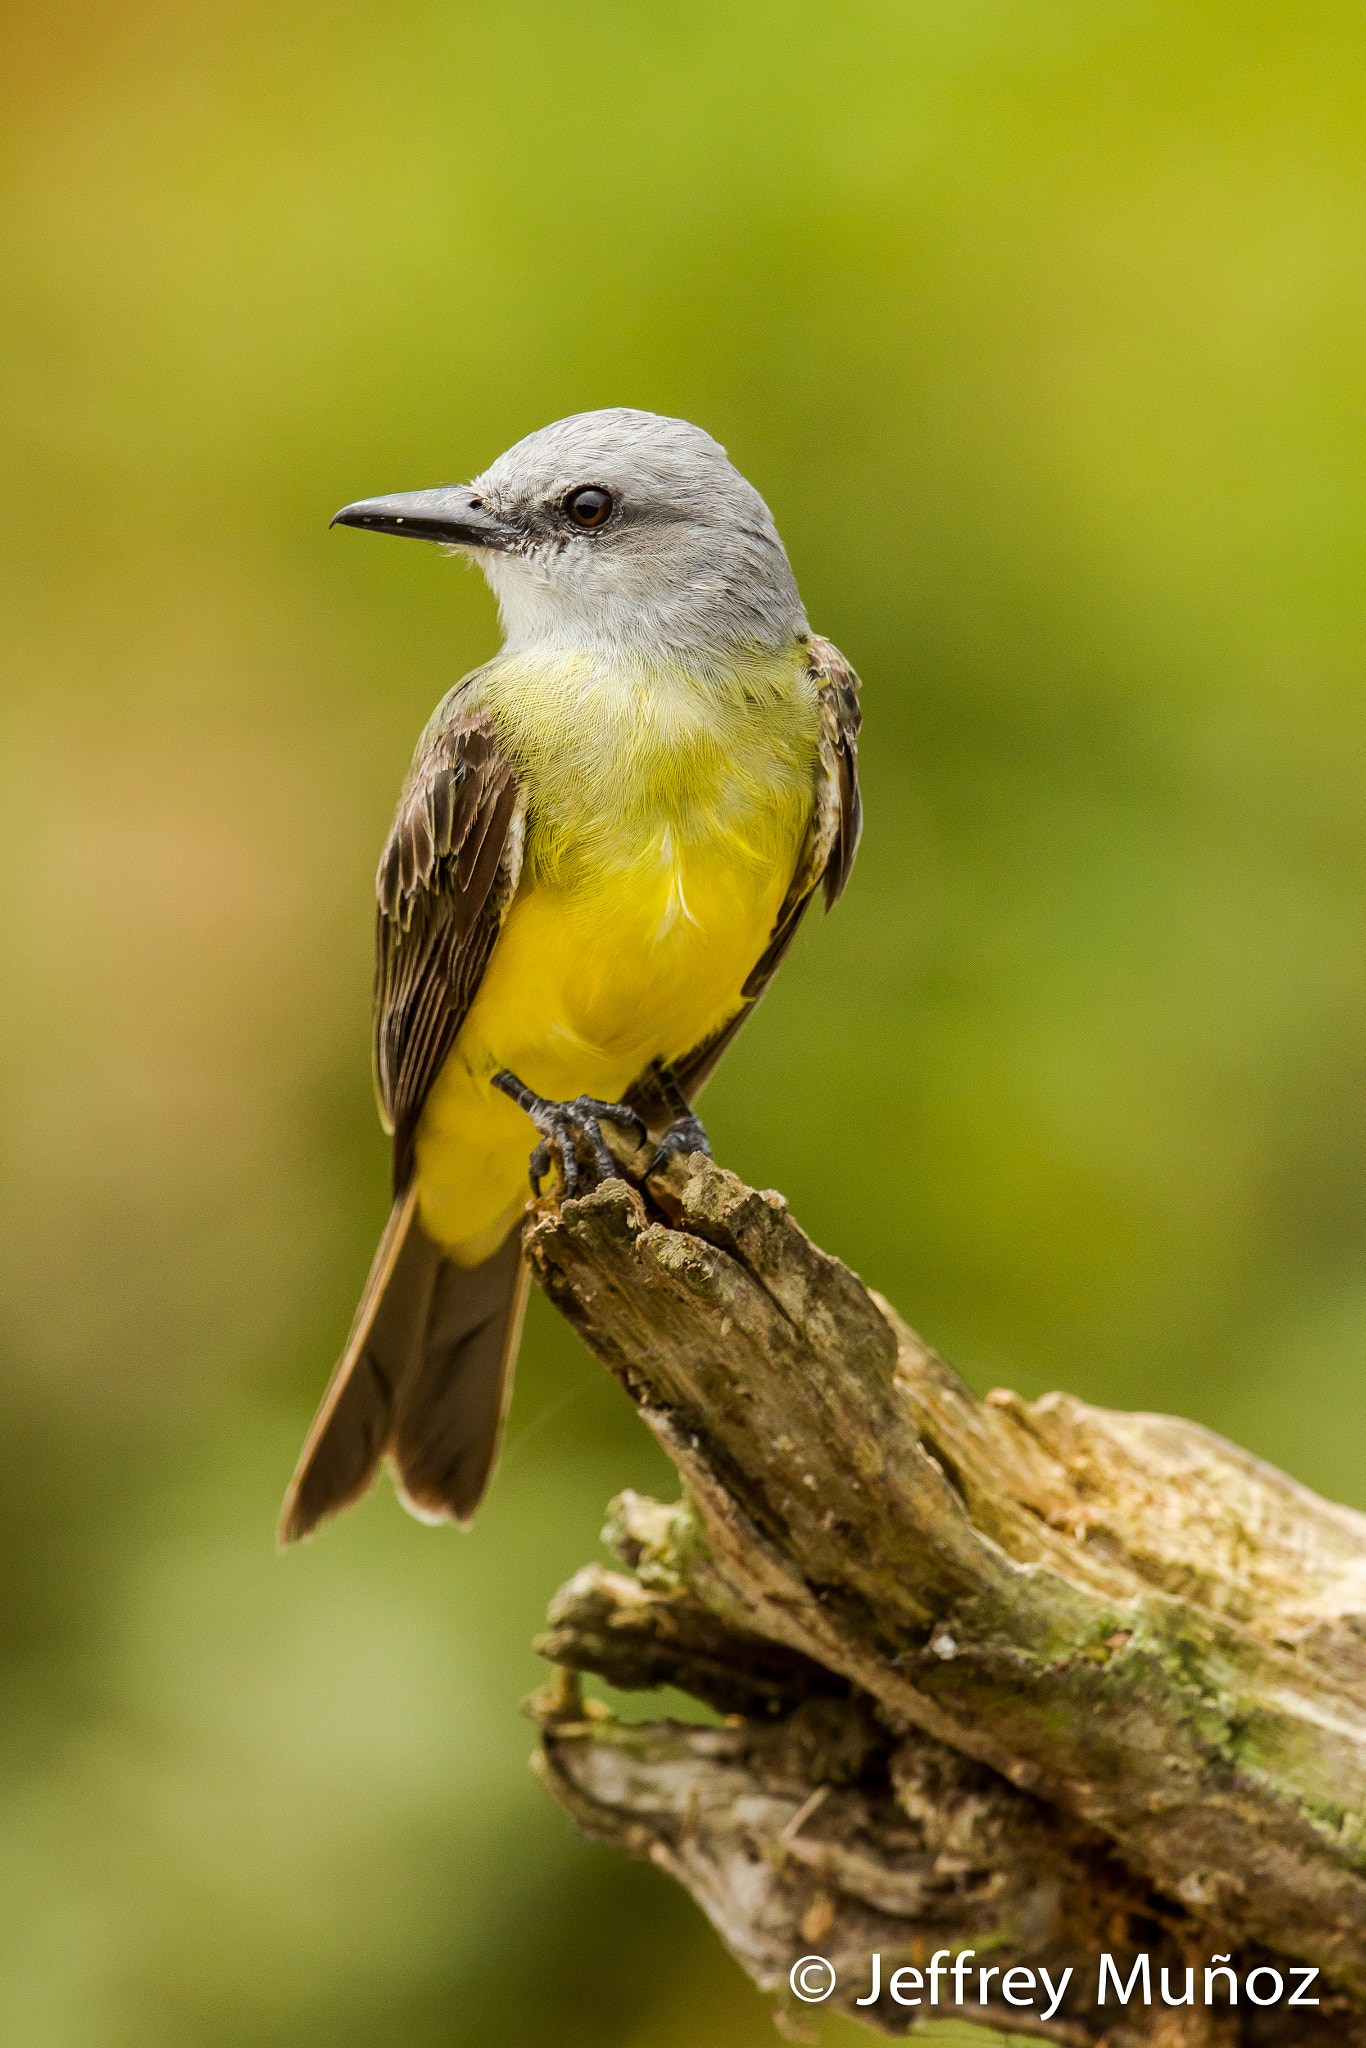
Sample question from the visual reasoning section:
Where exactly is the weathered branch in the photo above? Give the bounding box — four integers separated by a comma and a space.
521, 1151, 1366, 2041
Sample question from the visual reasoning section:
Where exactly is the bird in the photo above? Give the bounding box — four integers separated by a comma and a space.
280, 409, 862, 1544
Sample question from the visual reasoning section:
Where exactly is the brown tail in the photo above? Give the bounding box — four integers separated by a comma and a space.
278, 1188, 529, 1544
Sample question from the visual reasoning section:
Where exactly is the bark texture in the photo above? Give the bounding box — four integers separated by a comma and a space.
522, 1148, 1366, 2043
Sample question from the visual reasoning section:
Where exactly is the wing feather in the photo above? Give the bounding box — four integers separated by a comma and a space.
643, 633, 862, 1114
372, 691, 525, 1188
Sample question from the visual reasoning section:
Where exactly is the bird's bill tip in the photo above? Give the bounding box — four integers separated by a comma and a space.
329, 485, 517, 549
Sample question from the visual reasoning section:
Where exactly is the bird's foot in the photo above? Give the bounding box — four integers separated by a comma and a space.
642, 1062, 713, 1177
646, 1112, 713, 1178
492, 1069, 648, 1197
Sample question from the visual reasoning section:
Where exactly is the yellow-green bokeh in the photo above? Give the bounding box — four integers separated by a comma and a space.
4, 2, 1366, 2041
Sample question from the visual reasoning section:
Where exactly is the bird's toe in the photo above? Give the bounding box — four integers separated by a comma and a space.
646, 1113, 713, 1178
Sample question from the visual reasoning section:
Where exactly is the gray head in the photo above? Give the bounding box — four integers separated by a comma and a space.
332, 409, 807, 660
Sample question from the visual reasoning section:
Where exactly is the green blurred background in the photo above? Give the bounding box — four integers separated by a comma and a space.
4, 1, 1366, 2041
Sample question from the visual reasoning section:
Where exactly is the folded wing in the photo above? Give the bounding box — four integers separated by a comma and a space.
634, 634, 862, 1118
280, 685, 528, 1542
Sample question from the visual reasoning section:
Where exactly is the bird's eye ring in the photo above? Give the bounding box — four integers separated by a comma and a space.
564, 486, 614, 529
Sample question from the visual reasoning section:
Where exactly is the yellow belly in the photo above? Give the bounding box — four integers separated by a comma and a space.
413, 822, 802, 1263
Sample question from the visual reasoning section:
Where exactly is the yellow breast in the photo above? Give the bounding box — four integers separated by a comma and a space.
412, 645, 819, 1262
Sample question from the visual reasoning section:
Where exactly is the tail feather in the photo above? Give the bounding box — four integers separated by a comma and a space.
279, 1191, 527, 1545
390, 1235, 529, 1524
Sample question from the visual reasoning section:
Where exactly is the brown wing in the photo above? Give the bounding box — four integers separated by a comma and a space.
278, 690, 527, 1543
373, 693, 525, 1190
632, 633, 863, 1122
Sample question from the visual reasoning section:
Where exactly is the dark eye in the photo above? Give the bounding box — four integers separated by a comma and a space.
564, 486, 613, 529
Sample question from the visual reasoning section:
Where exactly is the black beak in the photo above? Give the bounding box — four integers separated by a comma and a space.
330, 484, 519, 549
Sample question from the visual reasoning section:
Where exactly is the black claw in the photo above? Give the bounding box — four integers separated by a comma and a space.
646, 1112, 713, 1178
557, 1123, 580, 1198
493, 1069, 648, 1197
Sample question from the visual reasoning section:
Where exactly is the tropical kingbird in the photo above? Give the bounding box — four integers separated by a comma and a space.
281, 409, 862, 1542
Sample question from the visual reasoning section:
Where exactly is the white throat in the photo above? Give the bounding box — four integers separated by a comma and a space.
471, 538, 807, 666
